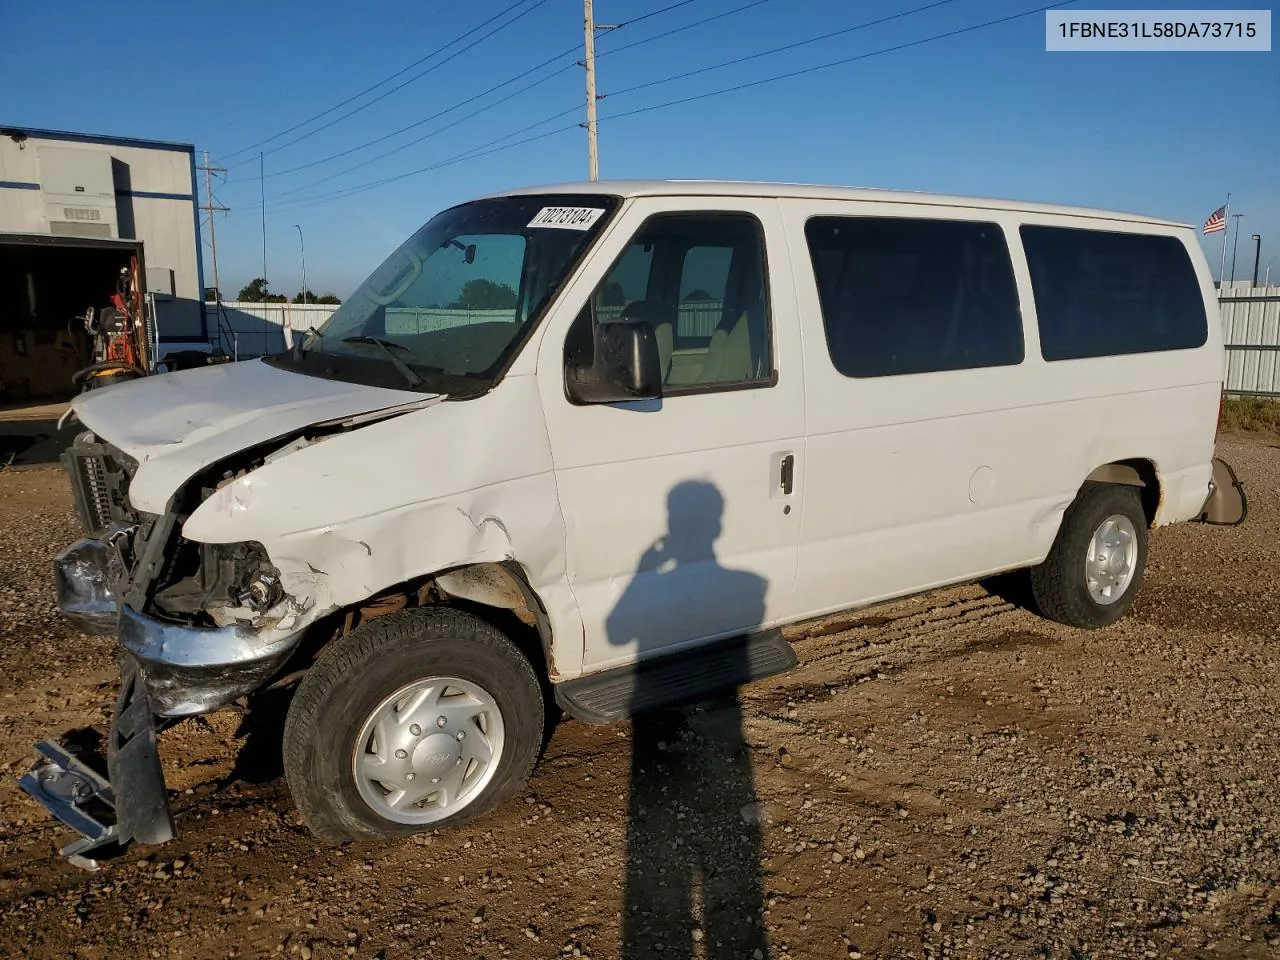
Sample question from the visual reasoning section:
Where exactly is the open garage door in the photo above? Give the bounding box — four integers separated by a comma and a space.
0, 233, 148, 404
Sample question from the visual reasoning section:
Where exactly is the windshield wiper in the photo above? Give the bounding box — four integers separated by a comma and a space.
341, 335, 424, 388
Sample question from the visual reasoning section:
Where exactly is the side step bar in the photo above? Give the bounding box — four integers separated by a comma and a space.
555, 629, 797, 725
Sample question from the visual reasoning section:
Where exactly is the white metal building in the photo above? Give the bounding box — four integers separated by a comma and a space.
0, 125, 207, 399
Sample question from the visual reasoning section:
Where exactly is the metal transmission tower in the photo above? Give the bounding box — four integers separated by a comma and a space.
196, 151, 230, 299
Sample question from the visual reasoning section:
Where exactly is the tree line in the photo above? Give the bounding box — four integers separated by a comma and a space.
205, 279, 342, 305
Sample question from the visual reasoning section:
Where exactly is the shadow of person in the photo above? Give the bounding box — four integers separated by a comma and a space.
605, 480, 771, 960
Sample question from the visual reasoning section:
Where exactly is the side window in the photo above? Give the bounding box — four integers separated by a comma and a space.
571, 213, 773, 390
805, 216, 1023, 378
1020, 225, 1208, 360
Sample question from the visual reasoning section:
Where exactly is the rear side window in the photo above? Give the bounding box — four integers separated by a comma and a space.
805, 217, 1023, 378
1020, 225, 1207, 361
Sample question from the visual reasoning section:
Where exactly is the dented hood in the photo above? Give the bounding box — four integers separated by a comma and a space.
71, 358, 435, 513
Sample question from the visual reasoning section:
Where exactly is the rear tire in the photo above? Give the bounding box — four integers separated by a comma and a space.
282, 606, 544, 843
1030, 482, 1148, 629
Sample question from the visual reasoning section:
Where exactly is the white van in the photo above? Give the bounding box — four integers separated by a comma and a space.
22, 180, 1246, 863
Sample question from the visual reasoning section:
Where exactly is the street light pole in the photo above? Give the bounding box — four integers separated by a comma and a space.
1250, 234, 1261, 288
1264, 256, 1279, 288
294, 224, 307, 305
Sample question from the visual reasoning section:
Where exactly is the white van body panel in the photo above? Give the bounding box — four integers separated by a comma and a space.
777, 200, 1222, 620
180, 375, 587, 676
532, 195, 806, 674
69, 357, 432, 513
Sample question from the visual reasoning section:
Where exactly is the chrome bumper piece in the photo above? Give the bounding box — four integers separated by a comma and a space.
53, 539, 122, 636
53, 538, 303, 717
19, 667, 174, 870
26, 537, 307, 865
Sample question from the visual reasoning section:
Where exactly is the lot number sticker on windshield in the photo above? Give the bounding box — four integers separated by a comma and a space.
527, 206, 606, 230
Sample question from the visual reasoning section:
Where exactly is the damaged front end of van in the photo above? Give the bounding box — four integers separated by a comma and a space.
17, 361, 442, 870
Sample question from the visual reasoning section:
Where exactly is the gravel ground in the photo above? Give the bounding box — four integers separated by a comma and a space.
0, 433, 1277, 960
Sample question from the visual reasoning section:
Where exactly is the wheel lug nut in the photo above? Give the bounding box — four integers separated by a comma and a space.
395, 749, 408, 759
432, 777, 440, 784
456, 731, 465, 741
405, 772, 415, 780
437, 716, 447, 728
409, 724, 422, 736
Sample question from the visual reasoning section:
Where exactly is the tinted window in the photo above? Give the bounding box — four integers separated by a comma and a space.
805, 217, 1023, 378
1020, 225, 1207, 361
570, 213, 773, 390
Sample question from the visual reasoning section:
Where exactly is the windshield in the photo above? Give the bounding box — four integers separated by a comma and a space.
269, 194, 619, 394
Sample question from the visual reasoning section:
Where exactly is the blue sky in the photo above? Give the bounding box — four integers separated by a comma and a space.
4, 0, 1276, 295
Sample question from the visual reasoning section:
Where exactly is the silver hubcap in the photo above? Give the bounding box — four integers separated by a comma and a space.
352, 676, 504, 825
1085, 514, 1138, 605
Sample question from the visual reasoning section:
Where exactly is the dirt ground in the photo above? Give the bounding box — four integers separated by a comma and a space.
1, 434, 1277, 960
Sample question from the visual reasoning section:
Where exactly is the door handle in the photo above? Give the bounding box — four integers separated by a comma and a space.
779, 453, 795, 495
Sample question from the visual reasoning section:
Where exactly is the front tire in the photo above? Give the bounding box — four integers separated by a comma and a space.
1030, 482, 1149, 629
282, 607, 544, 843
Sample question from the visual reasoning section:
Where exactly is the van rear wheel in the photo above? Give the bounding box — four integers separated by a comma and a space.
1030, 482, 1148, 629
282, 607, 544, 843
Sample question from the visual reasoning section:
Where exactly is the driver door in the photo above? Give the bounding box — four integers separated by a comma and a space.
537, 197, 805, 674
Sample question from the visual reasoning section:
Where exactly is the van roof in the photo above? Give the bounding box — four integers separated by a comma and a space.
484, 179, 1189, 229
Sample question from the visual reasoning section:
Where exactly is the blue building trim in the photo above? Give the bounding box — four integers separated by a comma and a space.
0, 180, 40, 190
1, 124, 193, 154
119, 189, 195, 202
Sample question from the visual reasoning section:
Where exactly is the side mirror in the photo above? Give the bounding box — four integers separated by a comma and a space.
565, 318, 662, 405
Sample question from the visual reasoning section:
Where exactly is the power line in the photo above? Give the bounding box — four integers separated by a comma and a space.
602, 0, 777, 59
268, 0, 1075, 215
219, 0, 549, 167
265, 0, 977, 207
269, 107, 583, 213
262, 0, 755, 195
268, 51, 580, 185
603, 0, 965, 102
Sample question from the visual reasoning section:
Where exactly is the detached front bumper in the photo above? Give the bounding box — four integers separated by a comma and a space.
52, 538, 303, 717
21, 538, 304, 866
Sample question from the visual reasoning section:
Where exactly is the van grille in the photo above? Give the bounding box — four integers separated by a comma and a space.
61, 436, 138, 538
75, 454, 112, 534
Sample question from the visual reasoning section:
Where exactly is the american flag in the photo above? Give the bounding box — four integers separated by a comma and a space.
1203, 205, 1227, 235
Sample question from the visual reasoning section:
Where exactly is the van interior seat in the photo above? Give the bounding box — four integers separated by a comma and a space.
695, 306, 754, 383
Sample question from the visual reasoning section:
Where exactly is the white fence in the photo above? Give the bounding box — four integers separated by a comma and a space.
1219, 283, 1280, 398
208, 301, 341, 358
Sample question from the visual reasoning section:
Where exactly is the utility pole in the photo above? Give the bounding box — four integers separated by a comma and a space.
1229, 213, 1245, 284
197, 151, 229, 300
582, 2, 618, 181
583, 0, 599, 181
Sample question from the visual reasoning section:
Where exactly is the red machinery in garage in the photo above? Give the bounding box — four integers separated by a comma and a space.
72, 255, 149, 392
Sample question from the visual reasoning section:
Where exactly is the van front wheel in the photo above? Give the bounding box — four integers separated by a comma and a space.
282, 607, 544, 843
1030, 482, 1149, 629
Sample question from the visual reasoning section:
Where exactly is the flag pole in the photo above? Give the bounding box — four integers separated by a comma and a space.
1218, 192, 1231, 286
